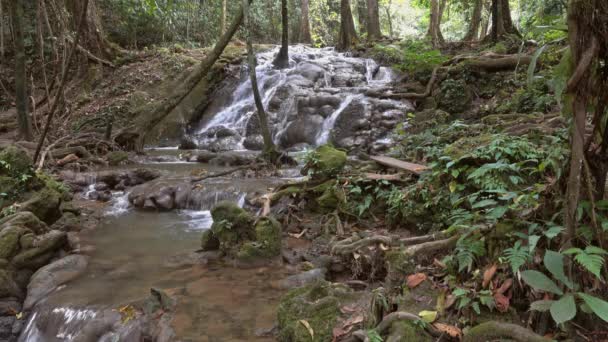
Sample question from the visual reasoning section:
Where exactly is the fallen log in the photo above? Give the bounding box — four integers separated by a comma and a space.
369, 156, 429, 175
466, 55, 532, 72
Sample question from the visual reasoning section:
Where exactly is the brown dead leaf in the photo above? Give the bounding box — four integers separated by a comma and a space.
482, 264, 497, 288
340, 305, 357, 314
444, 294, 456, 309
495, 278, 513, 295
342, 314, 364, 328
494, 293, 510, 313
433, 322, 462, 339
406, 273, 427, 289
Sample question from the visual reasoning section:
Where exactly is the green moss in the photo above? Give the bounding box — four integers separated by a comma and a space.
385, 249, 416, 283
388, 321, 432, 342
436, 79, 472, 114
106, 151, 129, 166
303, 145, 347, 179
408, 109, 451, 134
36, 172, 70, 199
254, 217, 281, 256
278, 281, 347, 342
0, 226, 27, 260
444, 134, 494, 159
0, 145, 32, 178
311, 180, 345, 211
20, 187, 63, 224
201, 229, 220, 251
209, 202, 255, 254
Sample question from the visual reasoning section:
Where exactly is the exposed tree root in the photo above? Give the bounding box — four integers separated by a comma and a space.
375, 311, 421, 333
331, 230, 453, 255
466, 55, 532, 72
332, 235, 392, 255
463, 321, 548, 342
365, 66, 440, 100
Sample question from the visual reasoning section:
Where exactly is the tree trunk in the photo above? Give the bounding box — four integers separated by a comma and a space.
463, 0, 482, 41
356, 0, 367, 37
65, 0, 117, 60
385, 0, 394, 38
488, 0, 520, 41
242, 0, 277, 159
273, 0, 289, 68
136, 0, 253, 150
366, 0, 381, 40
11, 0, 33, 141
220, 0, 227, 34
299, 0, 312, 43
427, 0, 444, 47
338, 0, 358, 51
0, 0, 4, 61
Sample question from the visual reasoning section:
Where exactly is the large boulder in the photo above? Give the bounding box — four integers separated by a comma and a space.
11, 230, 67, 269
0, 145, 32, 178
23, 254, 88, 310
0, 269, 22, 299
237, 217, 282, 261
301, 145, 347, 179
278, 115, 324, 148
19, 188, 63, 224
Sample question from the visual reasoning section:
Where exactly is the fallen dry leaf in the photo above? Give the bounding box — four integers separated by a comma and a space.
406, 273, 427, 289
495, 278, 513, 295
494, 293, 510, 313
482, 264, 497, 288
298, 320, 314, 339
433, 322, 462, 339
342, 314, 364, 327
340, 304, 357, 314
444, 294, 456, 309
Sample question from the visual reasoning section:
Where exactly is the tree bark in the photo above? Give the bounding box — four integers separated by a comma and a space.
299, 0, 312, 44
242, 0, 277, 158
65, 0, 117, 60
273, 0, 289, 68
338, 0, 358, 51
136, 1, 253, 150
463, 0, 483, 41
366, 0, 381, 40
385, 0, 394, 38
356, 0, 367, 37
0, 0, 4, 61
427, 0, 445, 47
11, 0, 33, 141
489, 0, 520, 41
220, 0, 227, 34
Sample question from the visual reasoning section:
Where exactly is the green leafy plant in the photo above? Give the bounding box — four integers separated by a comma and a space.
522, 249, 608, 325
452, 287, 496, 315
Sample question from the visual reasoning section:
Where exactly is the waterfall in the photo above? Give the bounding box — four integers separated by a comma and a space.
187, 45, 412, 153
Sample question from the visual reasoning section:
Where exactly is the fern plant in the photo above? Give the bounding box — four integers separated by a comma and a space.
563, 246, 608, 280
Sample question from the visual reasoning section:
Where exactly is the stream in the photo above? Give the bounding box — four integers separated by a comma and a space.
18, 46, 409, 341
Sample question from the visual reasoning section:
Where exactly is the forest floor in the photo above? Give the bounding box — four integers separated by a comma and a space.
0, 40, 606, 342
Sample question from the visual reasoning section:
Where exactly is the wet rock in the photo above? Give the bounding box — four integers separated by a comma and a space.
437, 78, 472, 113
294, 62, 325, 82
243, 135, 264, 150
12, 230, 67, 269
209, 151, 257, 167
19, 187, 63, 224
23, 254, 88, 310
0, 270, 23, 299
59, 168, 161, 191
178, 136, 198, 150
106, 151, 129, 166
50, 212, 81, 232
201, 229, 220, 251
193, 150, 217, 163
237, 217, 282, 262
277, 268, 326, 289
0, 298, 21, 315
164, 250, 220, 268
0, 226, 29, 260
278, 115, 324, 148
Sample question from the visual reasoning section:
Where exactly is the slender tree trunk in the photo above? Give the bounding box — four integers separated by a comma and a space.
491, 0, 498, 42
427, 0, 444, 47
385, 0, 394, 38
299, 0, 312, 43
366, 0, 381, 40
338, 0, 358, 51
500, 0, 520, 36
242, 0, 277, 159
356, 0, 367, 37
220, 0, 227, 34
273, 0, 289, 68
488, 0, 520, 41
11, 0, 33, 141
463, 0, 482, 41
136, 1, 254, 150
0, 0, 4, 61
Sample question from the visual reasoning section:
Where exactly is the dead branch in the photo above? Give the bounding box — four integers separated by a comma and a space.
463, 321, 548, 342
331, 235, 392, 255
401, 234, 460, 257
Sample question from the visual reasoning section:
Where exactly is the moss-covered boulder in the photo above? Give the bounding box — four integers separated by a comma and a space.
19, 187, 63, 224
302, 145, 347, 179
0, 145, 32, 177
0, 226, 30, 260
278, 281, 354, 342
209, 202, 255, 252
0, 269, 22, 298
408, 109, 451, 134
436, 79, 472, 114
387, 321, 433, 342
106, 151, 129, 166
237, 217, 282, 261
200, 229, 220, 251
11, 230, 67, 269
0, 211, 48, 235
444, 134, 494, 159
310, 180, 345, 211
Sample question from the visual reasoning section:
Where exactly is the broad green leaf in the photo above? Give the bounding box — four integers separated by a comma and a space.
578, 293, 608, 322
472, 199, 498, 209
486, 206, 508, 219
527, 45, 548, 87
521, 270, 563, 295
528, 235, 541, 254
530, 300, 554, 312
585, 246, 608, 255
544, 226, 563, 239
550, 294, 576, 324
543, 250, 574, 289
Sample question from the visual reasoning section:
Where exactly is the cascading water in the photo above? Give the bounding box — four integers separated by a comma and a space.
191, 45, 413, 153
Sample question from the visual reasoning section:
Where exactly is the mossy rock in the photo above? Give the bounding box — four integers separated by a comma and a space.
481, 113, 543, 128
385, 249, 416, 285
209, 202, 255, 253
200, 229, 220, 251
106, 151, 129, 166
0, 176, 19, 202
302, 145, 347, 179
0, 225, 30, 260
387, 321, 433, 342
236, 217, 282, 261
409, 109, 451, 134
36, 172, 70, 200
278, 281, 353, 342
19, 187, 63, 224
444, 134, 494, 159
0, 269, 22, 298
0, 211, 47, 234
436, 79, 472, 114
311, 180, 345, 211
11, 230, 67, 269
0, 145, 32, 178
